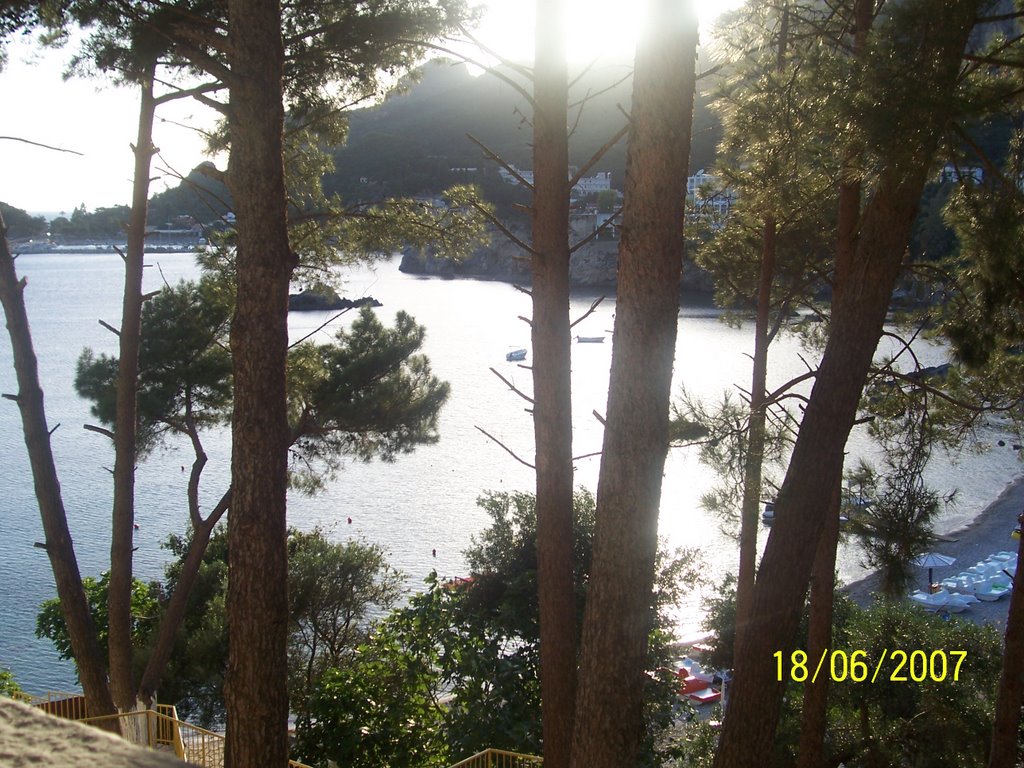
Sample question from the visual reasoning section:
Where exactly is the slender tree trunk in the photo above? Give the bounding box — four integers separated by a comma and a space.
224, 0, 293, 764
109, 64, 158, 714
735, 215, 776, 642
138, 488, 231, 705
796, 476, 842, 768
531, 0, 574, 762
987, 512, 1024, 767
736, 6, 788, 641
570, 2, 697, 765
713, 7, 980, 766
531, 1, 576, 766
0, 217, 117, 723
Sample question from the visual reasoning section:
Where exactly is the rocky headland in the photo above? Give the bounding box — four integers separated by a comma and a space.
399, 224, 715, 293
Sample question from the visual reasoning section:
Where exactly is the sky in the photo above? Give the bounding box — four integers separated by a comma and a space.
0, 0, 741, 218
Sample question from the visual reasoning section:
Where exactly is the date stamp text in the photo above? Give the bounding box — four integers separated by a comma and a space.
773, 649, 967, 684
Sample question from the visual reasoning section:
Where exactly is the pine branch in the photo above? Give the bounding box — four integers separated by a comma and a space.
475, 425, 535, 469
569, 296, 606, 330
569, 123, 629, 188
0, 136, 82, 155
569, 208, 622, 254
490, 367, 535, 406
469, 201, 536, 255
84, 424, 115, 440
466, 133, 536, 192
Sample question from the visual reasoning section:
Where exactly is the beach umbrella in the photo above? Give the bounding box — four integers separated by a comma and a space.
913, 552, 957, 586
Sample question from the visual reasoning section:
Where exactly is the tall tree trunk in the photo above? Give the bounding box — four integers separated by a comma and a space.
0, 216, 117, 722
713, 6, 980, 766
735, 215, 776, 642
987, 512, 1024, 767
796, 476, 842, 768
570, 2, 697, 765
735, 5, 788, 641
530, 1, 576, 767
109, 64, 158, 714
224, 0, 293, 764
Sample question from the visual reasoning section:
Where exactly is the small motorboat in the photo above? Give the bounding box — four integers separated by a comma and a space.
506, 348, 527, 362
762, 501, 775, 524
575, 335, 605, 343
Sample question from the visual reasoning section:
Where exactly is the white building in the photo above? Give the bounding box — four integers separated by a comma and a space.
498, 164, 535, 186
687, 169, 719, 198
499, 165, 614, 198
572, 171, 613, 197
686, 169, 735, 224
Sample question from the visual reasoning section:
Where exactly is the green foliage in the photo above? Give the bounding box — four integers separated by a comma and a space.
0, 667, 24, 698
75, 277, 234, 454
146, 163, 233, 227
75, 279, 448, 486
845, 456, 945, 597
943, 129, 1024, 375
0, 202, 47, 239
849, 376, 959, 597
287, 306, 450, 491
48, 205, 132, 239
36, 573, 160, 674
287, 529, 404, 717
699, 588, 1002, 767
699, 3, 836, 314
37, 525, 403, 728
699, 573, 738, 672
671, 389, 793, 536
153, 526, 231, 727
826, 601, 1003, 768
299, 609, 449, 768
296, 489, 702, 767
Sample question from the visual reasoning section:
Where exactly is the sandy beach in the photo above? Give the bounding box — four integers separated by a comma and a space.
844, 474, 1024, 631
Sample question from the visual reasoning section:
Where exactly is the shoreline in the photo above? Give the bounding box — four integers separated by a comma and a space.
843, 474, 1024, 631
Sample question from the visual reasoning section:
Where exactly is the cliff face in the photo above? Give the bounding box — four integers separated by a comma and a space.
399, 225, 714, 292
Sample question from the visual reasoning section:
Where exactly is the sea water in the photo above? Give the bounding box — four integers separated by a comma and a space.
1, 251, 1019, 692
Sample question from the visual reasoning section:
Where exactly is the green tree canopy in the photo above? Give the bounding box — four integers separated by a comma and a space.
37, 526, 401, 728
296, 489, 702, 767
74, 279, 449, 481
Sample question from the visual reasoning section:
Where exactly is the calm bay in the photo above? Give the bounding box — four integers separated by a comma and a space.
2, 250, 1019, 693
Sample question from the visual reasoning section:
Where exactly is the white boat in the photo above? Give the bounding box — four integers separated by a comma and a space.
575, 335, 605, 343
506, 348, 527, 362
762, 501, 775, 523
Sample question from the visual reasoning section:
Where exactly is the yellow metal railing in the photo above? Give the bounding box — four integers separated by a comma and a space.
25, 692, 310, 768
9, 689, 35, 705
40, 690, 90, 720
447, 748, 543, 768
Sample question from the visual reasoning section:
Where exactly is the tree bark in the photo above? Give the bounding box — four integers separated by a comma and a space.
0, 217, 117, 723
108, 64, 158, 714
796, 476, 842, 768
224, 0, 293, 765
736, 6, 788, 641
735, 215, 775, 642
530, 2, 576, 767
569, 2, 697, 765
987, 512, 1024, 767
713, 6, 980, 766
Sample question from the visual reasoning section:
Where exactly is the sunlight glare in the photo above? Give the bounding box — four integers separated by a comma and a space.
476, 0, 746, 66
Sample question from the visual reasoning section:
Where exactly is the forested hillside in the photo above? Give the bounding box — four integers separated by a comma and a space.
144, 59, 720, 222
322, 59, 720, 202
